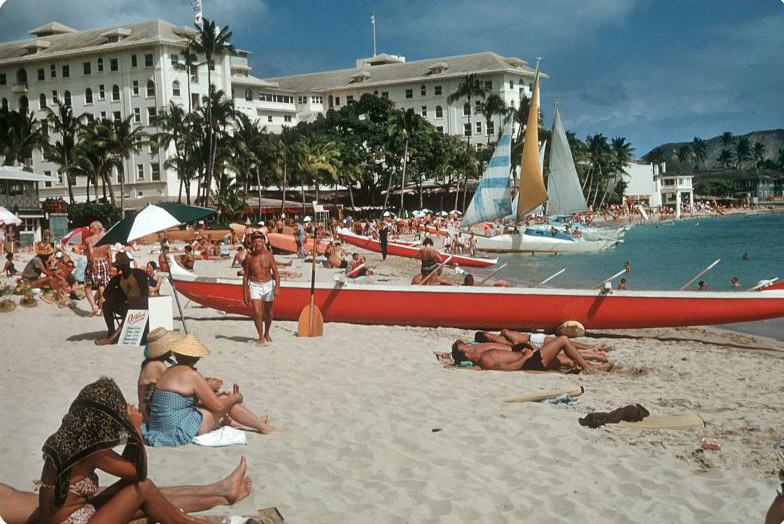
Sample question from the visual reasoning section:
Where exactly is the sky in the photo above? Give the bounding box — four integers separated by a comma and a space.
0, 0, 782, 156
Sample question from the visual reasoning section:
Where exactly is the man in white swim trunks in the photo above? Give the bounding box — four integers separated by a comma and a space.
242, 233, 280, 346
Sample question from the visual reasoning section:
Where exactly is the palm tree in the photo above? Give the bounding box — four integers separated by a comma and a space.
77, 120, 121, 205
752, 141, 766, 170
447, 73, 487, 152
153, 102, 193, 203
716, 149, 734, 169
674, 144, 692, 175
188, 19, 235, 204
691, 137, 707, 171
776, 147, 784, 173
229, 113, 265, 211
598, 136, 634, 209
0, 107, 47, 167
478, 94, 507, 144
735, 137, 751, 169
295, 136, 341, 205
387, 108, 430, 213
109, 116, 148, 215
719, 131, 735, 153
44, 100, 85, 203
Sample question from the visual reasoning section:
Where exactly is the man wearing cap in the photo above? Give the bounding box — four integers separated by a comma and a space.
83, 220, 112, 317
95, 251, 149, 345
21, 242, 61, 296
243, 232, 280, 346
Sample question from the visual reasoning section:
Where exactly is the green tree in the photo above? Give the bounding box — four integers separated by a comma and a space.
44, 99, 86, 203
478, 94, 507, 144
387, 108, 431, 213
719, 131, 735, 153
152, 102, 198, 203
674, 144, 692, 175
194, 88, 236, 204
77, 119, 121, 206
716, 149, 734, 169
691, 137, 707, 170
446, 73, 487, 151
188, 19, 235, 204
109, 115, 148, 215
735, 137, 751, 169
752, 141, 766, 170
0, 107, 47, 166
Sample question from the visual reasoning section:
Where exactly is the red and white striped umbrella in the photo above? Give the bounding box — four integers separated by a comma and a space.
61, 226, 90, 245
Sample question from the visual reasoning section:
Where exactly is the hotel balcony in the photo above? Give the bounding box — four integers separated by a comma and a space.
11, 83, 28, 93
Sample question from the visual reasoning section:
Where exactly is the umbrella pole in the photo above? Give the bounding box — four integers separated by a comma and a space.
167, 265, 189, 334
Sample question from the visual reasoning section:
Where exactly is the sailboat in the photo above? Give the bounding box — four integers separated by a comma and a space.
462, 65, 620, 253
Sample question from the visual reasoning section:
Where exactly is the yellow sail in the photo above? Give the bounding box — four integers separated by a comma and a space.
516, 68, 548, 218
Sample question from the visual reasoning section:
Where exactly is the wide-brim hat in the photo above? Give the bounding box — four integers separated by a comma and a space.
303, 216, 312, 222
146, 327, 183, 359
35, 242, 54, 256
113, 251, 132, 267
169, 333, 210, 358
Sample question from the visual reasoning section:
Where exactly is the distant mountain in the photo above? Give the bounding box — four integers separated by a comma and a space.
644, 129, 784, 171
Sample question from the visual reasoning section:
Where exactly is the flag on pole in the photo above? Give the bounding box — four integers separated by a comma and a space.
192, 0, 203, 26
370, 13, 375, 24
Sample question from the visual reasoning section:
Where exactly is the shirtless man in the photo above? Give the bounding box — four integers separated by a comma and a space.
451, 337, 611, 372
179, 244, 196, 270
83, 221, 112, 317
158, 244, 171, 273
474, 329, 610, 362
414, 238, 450, 285
242, 233, 280, 346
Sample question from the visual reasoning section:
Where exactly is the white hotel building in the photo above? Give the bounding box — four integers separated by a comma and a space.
0, 19, 540, 205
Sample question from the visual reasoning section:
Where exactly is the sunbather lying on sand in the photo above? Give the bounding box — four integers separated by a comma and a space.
451, 336, 612, 372
474, 330, 609, 363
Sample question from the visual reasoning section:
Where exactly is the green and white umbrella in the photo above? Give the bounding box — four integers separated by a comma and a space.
96, 203, 215, 247
95, 203, 216, 334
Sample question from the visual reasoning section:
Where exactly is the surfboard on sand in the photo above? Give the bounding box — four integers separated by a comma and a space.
504, 385, 584, 403
617, 413, 705, 430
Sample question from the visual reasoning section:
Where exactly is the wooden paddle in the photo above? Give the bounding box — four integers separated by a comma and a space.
418, 255, 453, 285
476, 263, 508, 286
679, 258, 720, 291
297, 229, 323, 337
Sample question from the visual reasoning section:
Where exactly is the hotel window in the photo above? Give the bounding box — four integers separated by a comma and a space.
97, 58, 103, 72
113, 111, 121, 121
39, 93, 47, 109
62, 65, 69, 78
64, 91, 71, 106
1, 98, 7, 110
83, 62, 91, 75
284, 115, 292, 123
84, 88, 93, 104
51, 90, 57, 100
464, 123, 471, 137
98, 84, 105, 100
463, 103, 470, 116
131, 55, 137, 68
420, 85, 426, 96
209, 60, 215, 71
132, 81, 139, 96
170, 53, 179, 67
144, 53, 153, 67
335, 96, 340, 106
136, 164, 144, 180
146, 80, 155, 97
244, 89, 252, 101
112, 84, 120, 101
435, 105, 443, 118
147, 107, 157, 121
172, 81, 180, 97
381, 91, 388, 99
100, 111, 106, 120
50, 64, 56, 78
437, 126, 443, 133
487, 121, 494, 136
110, 58, 118, 72
0, 73, 5, 85
347, 95, 354, 103
37, 68, 45, 81
267, 115, 273, 123
475, 121, 482, 134
190, 66, 199, 83
405, 88, 413, 99
434, 85, 442, 96
484, 81, 492, 90
421, 106, 427, 117
510, 81, 514, 89
151, 163, 160, 181
133, 107, 140, 123
191, 93, 199, 108
44, 170, 52, 188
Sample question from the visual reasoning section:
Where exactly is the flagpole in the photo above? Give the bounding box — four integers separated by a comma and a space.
371, 12, 376, 56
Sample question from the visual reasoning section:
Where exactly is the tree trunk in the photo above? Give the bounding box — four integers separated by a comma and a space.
204, 65, 213, 207
280, 156, 287, 216
185, 179, 191, 205
86, 174, 90, 203
418, 177, 423, 209
104, 172, 117, 208
400, 140, 408, 214
178, 176, 183, 204
119, 164, 125, 217
256, 167, 263, 220
454, 177, 460, 211
301, 178, 306, 217
462, 172, 470, 213
382, 167, 394, 212
348, 182, 355, 209
64, 154, 75, 203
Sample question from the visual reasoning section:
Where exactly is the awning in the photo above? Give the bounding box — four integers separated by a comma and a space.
0, 166, 56, 183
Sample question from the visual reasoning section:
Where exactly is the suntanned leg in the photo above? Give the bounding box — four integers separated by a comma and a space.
500, 329, 530, 345
481, 332, 512, 345
227, 404, 278, 434
88, 478, 213, 524
765, 493, 784, 524
250, 298, 265, 346
262, 301, 273, 342
0, 483, 38, 524
85, 284, 100, 316
538, 336, 605, 371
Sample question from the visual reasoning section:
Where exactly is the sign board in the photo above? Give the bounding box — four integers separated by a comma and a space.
118, 309, 149, 346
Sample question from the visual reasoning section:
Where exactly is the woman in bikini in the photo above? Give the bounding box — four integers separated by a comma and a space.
35, 377, 252, 524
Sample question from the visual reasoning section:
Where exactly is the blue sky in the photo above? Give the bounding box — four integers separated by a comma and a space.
0, 0, 782, 155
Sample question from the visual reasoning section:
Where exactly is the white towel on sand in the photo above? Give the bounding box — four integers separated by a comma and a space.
192, 426, 247, 447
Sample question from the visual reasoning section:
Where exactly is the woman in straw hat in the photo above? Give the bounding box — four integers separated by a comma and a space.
143, 333, 277, 447
33, 377, 253, 524
20, 242, 62, 298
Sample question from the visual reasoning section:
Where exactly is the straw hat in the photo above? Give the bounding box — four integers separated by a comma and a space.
146, 328, 183, 359
35, 242, 54, 256
169, 333, 210, 358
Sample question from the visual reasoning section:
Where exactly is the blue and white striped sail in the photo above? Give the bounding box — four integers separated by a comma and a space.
460, 119, 514, 227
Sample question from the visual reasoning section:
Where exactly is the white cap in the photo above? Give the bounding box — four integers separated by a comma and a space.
55, 251, 64, 259
303, 216, 312, 222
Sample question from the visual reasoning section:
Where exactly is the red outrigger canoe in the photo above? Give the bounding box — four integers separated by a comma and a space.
267, 232, 328, 255
337, 228, 497, 268
168, 259, 784, 331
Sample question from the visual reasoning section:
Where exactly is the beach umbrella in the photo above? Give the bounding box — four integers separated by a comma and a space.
96, 203, 215, 247
61, 226, 90, 245
95, 203, 216, 334
0, 206, 21, 226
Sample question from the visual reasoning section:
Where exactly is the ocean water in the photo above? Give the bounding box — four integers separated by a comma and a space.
475, 213, 784, 341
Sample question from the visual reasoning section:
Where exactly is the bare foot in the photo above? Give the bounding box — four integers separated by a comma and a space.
88, 308, 100, 318
221, 456, 248, 504
94, 338, 112, 346
264, 333, 272, 343
233, 477, 252, 505
255, 339, 265, 347
584, 362, 615, 373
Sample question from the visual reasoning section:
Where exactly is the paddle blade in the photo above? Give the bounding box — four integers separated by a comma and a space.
297, 305, 324, 337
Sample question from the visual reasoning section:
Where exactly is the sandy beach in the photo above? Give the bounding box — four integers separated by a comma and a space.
1, 248, 783, 523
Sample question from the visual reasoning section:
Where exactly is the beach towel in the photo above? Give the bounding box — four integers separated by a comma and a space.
192, 426, 247, 447
579, 404, 650, 429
